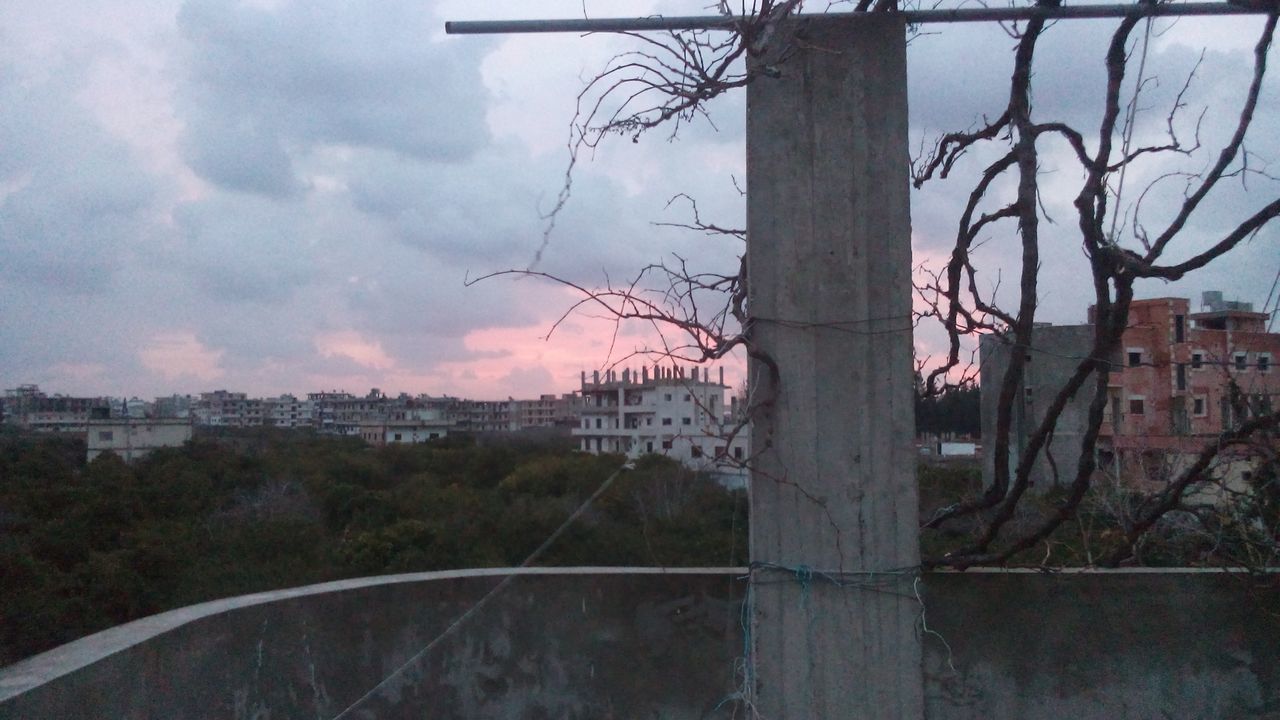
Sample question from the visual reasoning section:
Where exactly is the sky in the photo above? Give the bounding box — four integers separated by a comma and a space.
1, 1, 1277, 400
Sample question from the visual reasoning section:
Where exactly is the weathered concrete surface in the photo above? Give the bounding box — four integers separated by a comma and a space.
980, 327, 1099, 494
922, 570, 1280, 720
746, 14, 921, 719
3, 569, 1277, 720
0, 568, 745, 720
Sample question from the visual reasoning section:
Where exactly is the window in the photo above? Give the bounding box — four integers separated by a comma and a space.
645, 418, 652, 426
595, 418, 602, 429
646, 441, 654, 453
98, 431, 113, 442
664, 393, 672, 401
1260, 353, 1272, 374
1174, 315, 1185, 343
715, 446, 727, 456
394, 433, 402, 441
1192, 396, 1207, 417
662, 417, 672, 426
1129, 397, 1145, 416
661, 439, 673, 450
1175, 364, 1186, 391
1234, 352, 1248, 371
583, 419, 589, 428
429, 433, 439, 440
682, 417, 692, 425
1191, 351, 1204, 370
1127, 349, 1143, 367
734, 446, 744, 460
684, 394, 692, 402
691, 446, 704, 458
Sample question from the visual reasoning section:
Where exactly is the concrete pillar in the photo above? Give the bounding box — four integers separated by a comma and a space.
746, 15, 921, 718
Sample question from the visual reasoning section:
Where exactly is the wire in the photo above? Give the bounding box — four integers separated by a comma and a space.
329, 460, 633, 720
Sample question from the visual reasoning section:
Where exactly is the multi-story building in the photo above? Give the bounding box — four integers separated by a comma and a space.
152, 395, 195, 419
981, 291, 1279, 492
1, 385, 109, 432
512, 394, 579, 429
359, 396, 454, 446
264, 394, 312, 429
306, 391, 355, 432
572, 364, 748, 485
323, 389, 390, 435
193, 391, 263, 427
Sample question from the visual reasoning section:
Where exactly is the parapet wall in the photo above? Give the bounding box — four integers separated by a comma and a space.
1, 568, 1276, 719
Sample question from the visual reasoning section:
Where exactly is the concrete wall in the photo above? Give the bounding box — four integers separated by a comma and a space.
0, 568, 743, 720
922, 570, 1280, 720
981, 326, 1099, 493
86, 420, 193, 462
2, 569, 1278, 720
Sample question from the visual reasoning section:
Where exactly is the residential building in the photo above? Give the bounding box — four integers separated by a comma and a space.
572, 364, 748, 485
981, 291, 1280, 492
359, 396, 453, 445
86, 418, 193, 462
512, 394, 579, 428
264, 394, 312, 429
193, 391, 264, 427
153, 395, 194, 419
1, 385, 109, 432
306, 391, 356, 432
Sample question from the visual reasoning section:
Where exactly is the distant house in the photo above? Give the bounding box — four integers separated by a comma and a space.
2, 384, 109, 433
86, 419, 193, 462
573, 364, 749, 486
981, 291, 1279, 492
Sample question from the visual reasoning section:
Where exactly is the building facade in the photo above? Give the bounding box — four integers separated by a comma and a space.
86, 418, 194, 462
982, 292, 1279, 492
1, 385, 109, 432
572, 364, 748, 484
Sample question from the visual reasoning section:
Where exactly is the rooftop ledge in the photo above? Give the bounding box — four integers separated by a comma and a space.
3, 565, 1276, 720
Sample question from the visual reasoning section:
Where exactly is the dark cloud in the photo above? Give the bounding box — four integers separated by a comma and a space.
177, 0, 493, 194
172, 194, 318, 303
0, 59, 157, 295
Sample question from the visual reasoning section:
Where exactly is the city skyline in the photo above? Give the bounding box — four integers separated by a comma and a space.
2, 1, 1277, 399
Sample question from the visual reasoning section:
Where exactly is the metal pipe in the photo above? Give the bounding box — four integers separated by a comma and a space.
445, 3, 1272, 35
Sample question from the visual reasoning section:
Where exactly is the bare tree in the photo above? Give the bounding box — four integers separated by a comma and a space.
485, 2, 1280, 570
915, 11, 1280, 569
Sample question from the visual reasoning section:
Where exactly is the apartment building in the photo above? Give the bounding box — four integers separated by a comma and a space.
981, 291, 1279, 491
513, 394, 579, 429
264, 394, 312, 429
195, 391, 265, 427
1, 385, 109, 432
572, 364, 748, 484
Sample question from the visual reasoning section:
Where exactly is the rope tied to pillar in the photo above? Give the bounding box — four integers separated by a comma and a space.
708, 561, 960, 716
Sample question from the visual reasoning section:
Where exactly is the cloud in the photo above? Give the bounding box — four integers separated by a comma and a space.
314, 330, 395, 371
176, 0, 493, 195
2, 3, 1277, 403
139, 332, 227, 381
0, 57, 158, 295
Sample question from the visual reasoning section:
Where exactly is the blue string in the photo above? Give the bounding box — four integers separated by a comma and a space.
708, 573, 754, 716
710, 562, 923, 715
